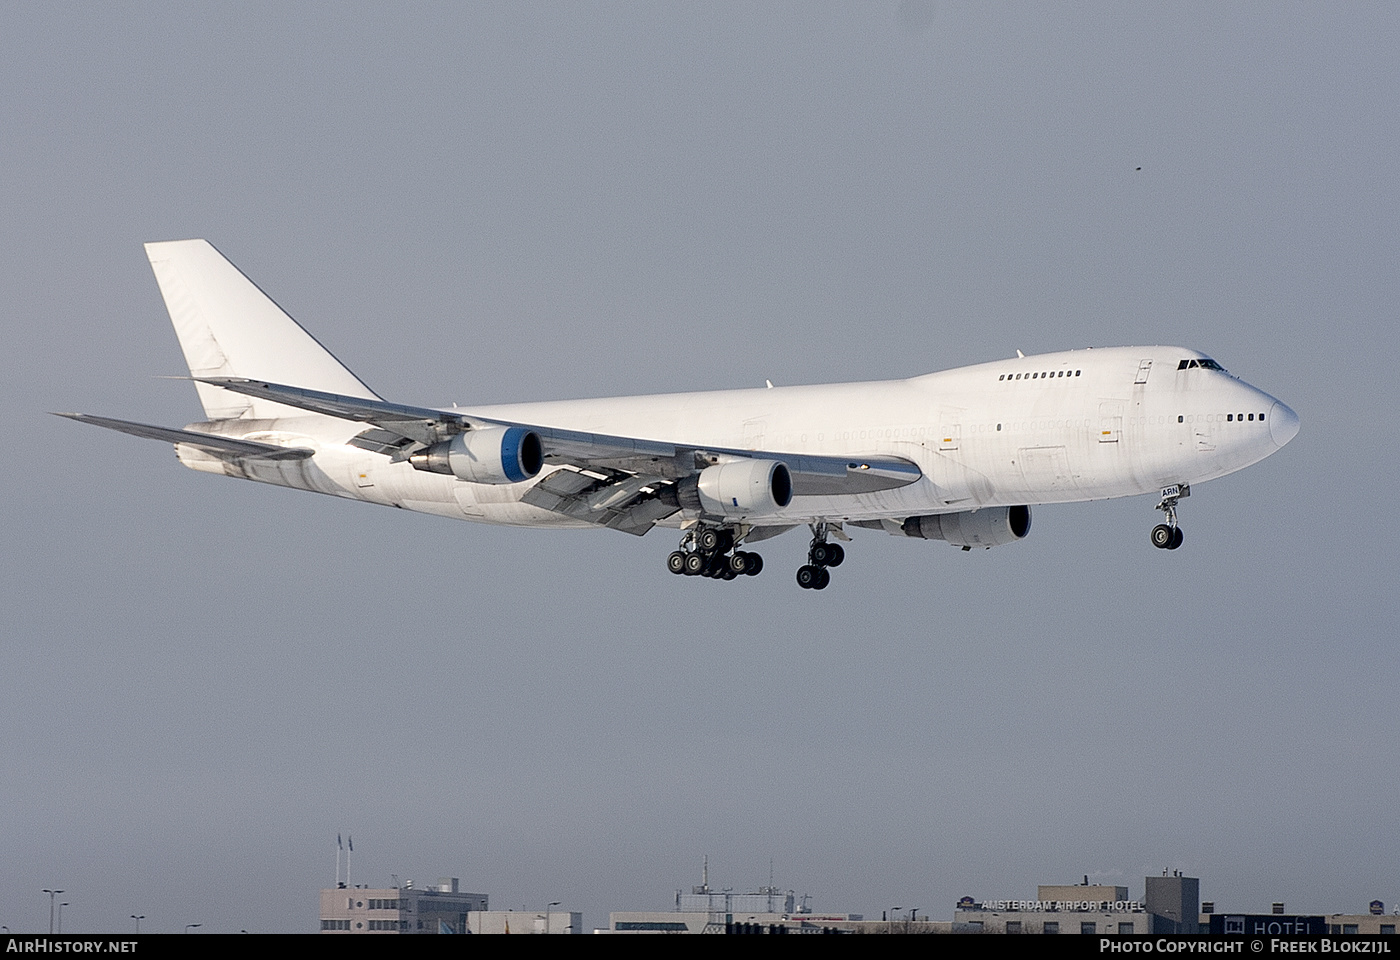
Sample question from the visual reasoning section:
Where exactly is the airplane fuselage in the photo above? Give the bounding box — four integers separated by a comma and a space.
178, 345, 1296, 530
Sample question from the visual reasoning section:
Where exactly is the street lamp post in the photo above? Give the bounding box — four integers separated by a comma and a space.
184, 923, 201, 934
43, 890, 64, 935
130, 916, 144, 934
546, 902, 560, 934
58, 903, 68, 935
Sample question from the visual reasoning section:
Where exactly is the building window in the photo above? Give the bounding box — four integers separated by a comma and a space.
1381, 925, 1395, 935
1118, 923, 1134, 934
1006, 921, 1022, 934
1081, 922, 1096, 934
1343, 925, 1359, 934
1043, 922, 1059, 934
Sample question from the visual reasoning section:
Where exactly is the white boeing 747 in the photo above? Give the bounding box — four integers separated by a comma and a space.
62, 240, 1299, 590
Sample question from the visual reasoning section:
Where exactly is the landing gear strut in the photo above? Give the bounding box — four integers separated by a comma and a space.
1151, 484, 1188, 550
666, 525, 763, 581
796, 521, 845, 590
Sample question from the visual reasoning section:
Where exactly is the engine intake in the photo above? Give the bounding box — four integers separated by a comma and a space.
676, 459, 793, 518
901, 505, 1031, 548
409, 426, 543, 484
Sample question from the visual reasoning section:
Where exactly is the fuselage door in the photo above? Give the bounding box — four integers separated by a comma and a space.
1134, 359, 1153, 384
742, 418, 767, 450
1098, 401, 1123, 443
939, 422, 960, 451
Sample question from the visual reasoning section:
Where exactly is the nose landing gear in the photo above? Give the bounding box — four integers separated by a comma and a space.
1151, 484, 1188, 550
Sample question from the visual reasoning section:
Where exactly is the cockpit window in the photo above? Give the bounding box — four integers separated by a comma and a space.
1177, 357, 1226, 372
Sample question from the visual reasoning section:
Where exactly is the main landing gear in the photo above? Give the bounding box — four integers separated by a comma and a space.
1150, 484, 1189, 551
666, 526, 764, 581
796, 522, 844, 591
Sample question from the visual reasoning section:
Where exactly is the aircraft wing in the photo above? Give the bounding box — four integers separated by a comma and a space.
196, 376, 921, 489
54, 412, 315, 460
194, 376, 923, 535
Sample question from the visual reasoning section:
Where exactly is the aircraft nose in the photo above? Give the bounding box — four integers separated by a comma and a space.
1268, 400, 1300, 447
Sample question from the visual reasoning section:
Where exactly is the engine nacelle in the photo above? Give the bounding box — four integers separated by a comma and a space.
901, 505, 1031, 548
677, 459, 793, 518
408, 426, 543, 484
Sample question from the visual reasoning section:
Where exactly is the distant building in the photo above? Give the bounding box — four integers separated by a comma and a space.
1146, 873, 1200, 934
951, 874, 1187, 934
319, 877, 487, 934
1322, 914, 1399, 936
465, 910, 582, 935
607, 860, 861, 934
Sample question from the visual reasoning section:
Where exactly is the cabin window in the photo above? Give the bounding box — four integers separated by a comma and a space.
1227, 414, 1233, 421
1178, 415, 1184, 422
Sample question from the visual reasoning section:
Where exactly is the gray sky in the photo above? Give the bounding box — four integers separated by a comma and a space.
2, 1, 1396, 934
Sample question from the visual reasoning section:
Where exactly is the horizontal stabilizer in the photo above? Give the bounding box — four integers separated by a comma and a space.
55, 413, 314, 461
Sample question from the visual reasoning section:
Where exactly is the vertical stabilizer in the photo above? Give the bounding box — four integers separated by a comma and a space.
145, 239, 380, 420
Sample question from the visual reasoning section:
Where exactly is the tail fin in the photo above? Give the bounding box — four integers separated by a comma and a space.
145, 239, 379, 420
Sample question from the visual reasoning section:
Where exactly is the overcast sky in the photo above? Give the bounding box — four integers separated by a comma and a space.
2, 1, 1396, 934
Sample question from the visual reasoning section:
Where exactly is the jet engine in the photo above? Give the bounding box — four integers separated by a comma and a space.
677, 459, 793, 518
408, 426, 543, 484
900, 505, 1031, 548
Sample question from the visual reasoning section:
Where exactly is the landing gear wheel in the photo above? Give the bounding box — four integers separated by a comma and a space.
802, 521, 844, 590
697, 528, 721, 552
667, 551, 687, 574
683, 552, 705, 575
727, 552, 749, 575
742, 552, 763, 576
1152, 484, 1189, 551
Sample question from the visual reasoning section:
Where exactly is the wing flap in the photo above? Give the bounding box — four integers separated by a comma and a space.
520, 467, 679, 536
